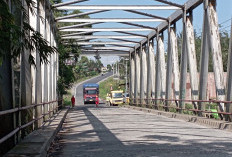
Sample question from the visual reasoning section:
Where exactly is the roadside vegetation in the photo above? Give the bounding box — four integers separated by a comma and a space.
99, 77, 126, 100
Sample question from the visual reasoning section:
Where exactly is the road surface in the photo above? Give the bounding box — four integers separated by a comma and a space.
48, 73, 232, 157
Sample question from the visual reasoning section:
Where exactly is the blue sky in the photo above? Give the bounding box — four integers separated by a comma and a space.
62, 0, 232, 66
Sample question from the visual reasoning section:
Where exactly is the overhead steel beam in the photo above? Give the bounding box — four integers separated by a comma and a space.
56, 10, 109, 21
53, 0, 89, 8
61, 31, 94, 37
81, 46, 130, 50
56, 5, 181, 10
58, 18, 165, 23
107, 44, 135, 48
131, 0, 203, 52
120, 22, 156, 30
154, 0, 183, 8
115, 31, 147, 37
61, 35, 144, 39
59, 28, 154, 32
59, 22, 102, 30
75, 41, 135, 45
125, 10, 168, 21
112, 38, 141, 44
80, 51, 129, 56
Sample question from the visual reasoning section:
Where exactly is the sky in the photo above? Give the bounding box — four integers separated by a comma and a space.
62, 0, 232, 66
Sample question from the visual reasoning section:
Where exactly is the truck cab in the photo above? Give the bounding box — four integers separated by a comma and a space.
109, 90, 123, 106
83, 83, 99, 104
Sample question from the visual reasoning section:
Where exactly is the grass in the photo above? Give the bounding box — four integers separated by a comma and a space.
99, 77, 125, 100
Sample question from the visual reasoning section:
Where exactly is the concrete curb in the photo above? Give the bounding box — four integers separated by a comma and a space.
5, 108, 70, 157
122, 105, 232, 132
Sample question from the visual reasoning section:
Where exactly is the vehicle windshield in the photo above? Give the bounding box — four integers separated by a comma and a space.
86, 90, 97, 94
112, 93, 123, 98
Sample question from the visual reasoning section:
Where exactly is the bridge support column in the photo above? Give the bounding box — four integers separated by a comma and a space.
147, 39, 154, 106
226, 23, 232, 121
179, 10, 188, 113
170, 28, 180, 107
130, 52, 135, 105
134, 49, 140, 105
140, 45, 147, 106
155, 34, 166, 108
207, 0, 225, 114
186, 14, 199, 111
165, 23, 172, 111
198, 1, 209, 116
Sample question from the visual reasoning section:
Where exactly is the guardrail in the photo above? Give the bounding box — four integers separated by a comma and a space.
0, 99, 63, 145
130, 98, 232, 120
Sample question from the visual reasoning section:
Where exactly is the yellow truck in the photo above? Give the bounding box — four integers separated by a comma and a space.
109, 90, 123, 106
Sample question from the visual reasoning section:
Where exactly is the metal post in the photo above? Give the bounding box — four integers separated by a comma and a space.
171, 27, 180, 106
207, 0, 225, 113
155, 34, 161, 108
179, 8, 188, 113
136, 49, 141, 105
140, 45, 144, 106
165, 22, 172, 111
198, 0, 209, 116
186, 14, 199, 110
147, 40, 152, 106
150, 39, 156, 100
226, 19, 232, 121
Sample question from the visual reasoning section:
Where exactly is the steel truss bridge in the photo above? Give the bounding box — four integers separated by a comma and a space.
1, 0, 232, 156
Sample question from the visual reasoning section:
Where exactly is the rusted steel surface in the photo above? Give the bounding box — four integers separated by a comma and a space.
170, 28, 180, 101
207, 1, 225, 112
186, 17, 199, 102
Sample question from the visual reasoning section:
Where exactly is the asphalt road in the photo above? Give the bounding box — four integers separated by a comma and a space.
75, 72, 113, 106
48, 73, 232, 157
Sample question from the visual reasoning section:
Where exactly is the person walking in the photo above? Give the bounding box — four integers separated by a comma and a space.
71, 95, 75, 108
95, 95, 99, 107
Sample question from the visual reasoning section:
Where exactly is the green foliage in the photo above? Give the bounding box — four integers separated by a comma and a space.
0, 0, 57, 67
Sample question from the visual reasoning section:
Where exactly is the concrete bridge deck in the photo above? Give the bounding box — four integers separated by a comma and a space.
47, 105, 232, 157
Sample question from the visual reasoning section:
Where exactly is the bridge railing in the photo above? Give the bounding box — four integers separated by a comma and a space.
130, 98, 232, 120
0, 99, 63, 145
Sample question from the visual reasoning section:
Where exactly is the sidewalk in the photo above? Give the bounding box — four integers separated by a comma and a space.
5, 108, 69, 157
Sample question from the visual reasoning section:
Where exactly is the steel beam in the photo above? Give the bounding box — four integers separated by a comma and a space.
116, 31, 147, 38
53, 0, 89, 7
171, 28, 180, 102
80, 50, 129, 56
226, 21, 232, 121
75, 41, 136, 45
56, 10, 108, 21
130, 0, 203, 52
198, 0, 209, 116
120, 22, 157, 30
165, 23, 172, 111
125, 10, 168, 21
136, 50, 141, 104
207, 0, 225, 112
56, 5, 181, 10
153, 0, 184, 8
62, 35, 144, 39
179, 11, 188, 113
80, 47, 131, 50
61, 31, 94, 37
59, 28, 154, 32
150, 40, 156, 98
140, 45, 147, 105
58, 18, 164, 23
134, 49, 138, 104
186, 16, 199, 109
59, 22, 102, 30
130, 53, 135, 101
111, 38, 140, 44
146, 40, 153, 105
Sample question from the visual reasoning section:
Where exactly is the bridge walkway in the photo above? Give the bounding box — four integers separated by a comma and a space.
47, 105, 232, 157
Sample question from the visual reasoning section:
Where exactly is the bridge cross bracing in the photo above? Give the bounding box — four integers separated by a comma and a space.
54, 0, 232, 119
